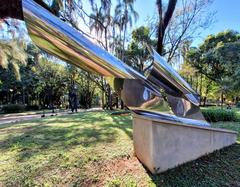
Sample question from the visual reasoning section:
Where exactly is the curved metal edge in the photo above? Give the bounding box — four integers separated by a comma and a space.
22, 0, 209, 127
22, 0, 142, 79
145, 45, 200, 106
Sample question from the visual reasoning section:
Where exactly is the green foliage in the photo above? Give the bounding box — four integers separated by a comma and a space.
35, 57, 68, 107
125, 26, 156, 72
0, 42, 100, 110
202, 108, 239, 122
66, 64, 100, 109
185, 30, 240, 103
2, 104, 25, 113
186, 30, 240, 92
233, 66, 240, 90
25, 105, 40, 111
0, 39, 27, 80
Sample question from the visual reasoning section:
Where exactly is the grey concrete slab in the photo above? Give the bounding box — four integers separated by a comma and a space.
133, 114, 237, 174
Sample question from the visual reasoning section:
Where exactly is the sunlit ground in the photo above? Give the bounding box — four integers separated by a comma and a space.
0, 111, 239, 186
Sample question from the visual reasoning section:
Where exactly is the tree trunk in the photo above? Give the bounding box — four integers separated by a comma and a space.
101, 76, 105, 109
22, 86, 25, 104
221, 90, 224, 109
203, 81, 211, 106
199, 73, 203, 104
156, 0, 177, 55
122, 23, 127, 60
116, 96, 119, 108
104, 28, 108, 51
120, 100, 124, 109
203, 96, 207, 106
195, 74, 199, 92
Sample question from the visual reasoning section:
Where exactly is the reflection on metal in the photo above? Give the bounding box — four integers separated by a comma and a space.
22, 0, 209, 127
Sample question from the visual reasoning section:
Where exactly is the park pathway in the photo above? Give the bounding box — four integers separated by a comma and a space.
0, 108, 102, 125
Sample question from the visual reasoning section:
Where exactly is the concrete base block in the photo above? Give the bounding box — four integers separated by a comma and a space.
133, 114, 237, 174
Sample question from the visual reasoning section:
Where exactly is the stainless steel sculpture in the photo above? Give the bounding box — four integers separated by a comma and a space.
22, 0, 209, 127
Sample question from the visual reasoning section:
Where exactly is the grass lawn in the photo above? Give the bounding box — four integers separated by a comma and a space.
0, 111, 239, 186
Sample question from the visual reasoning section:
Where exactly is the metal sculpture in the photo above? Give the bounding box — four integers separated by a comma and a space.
22, 0, 209, 127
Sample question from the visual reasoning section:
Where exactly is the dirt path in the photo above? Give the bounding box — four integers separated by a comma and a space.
0, 108, 102, 125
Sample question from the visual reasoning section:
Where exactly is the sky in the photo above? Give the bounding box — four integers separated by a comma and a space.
2, 0, 239, 50
132, 0, 240, 46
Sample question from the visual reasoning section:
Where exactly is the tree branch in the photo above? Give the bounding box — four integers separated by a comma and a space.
156, 0, 177, 55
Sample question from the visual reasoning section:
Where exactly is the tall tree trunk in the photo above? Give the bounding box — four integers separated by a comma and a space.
104, 28, 108, 51
195, 74, 199, 92
22, 86, 25, 104
199, 73, 203, 104
101, 77, 105, 109
116, 95, 119, 108
122, 22, 127, 60
221, 90, 224, 109
156, 0, 177, 55
203, 81, 211, 106
120, 100, 124, 109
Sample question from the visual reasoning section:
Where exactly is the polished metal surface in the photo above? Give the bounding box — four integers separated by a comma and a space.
144, 47, 206, 121
146, 46, 199, 106
22, 0, 209, 127
22, 0, 141, 79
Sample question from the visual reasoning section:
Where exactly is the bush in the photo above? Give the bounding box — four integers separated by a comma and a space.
2, 104, 26, 113
25, 105, 40, 111
202, 109, 238, 122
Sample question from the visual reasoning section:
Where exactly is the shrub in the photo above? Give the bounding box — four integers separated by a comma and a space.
2, 104, 26, 113
25, 105, 40, 111
202, 109, 238, 122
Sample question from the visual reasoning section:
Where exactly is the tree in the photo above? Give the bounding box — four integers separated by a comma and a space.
0, 43, 39, 105
186, 30, 240, 106
179, 61, 220, 106
0, 0, 138, 110
89, 6, 112, 51
76, 71, 99, 109
34, 57, 69, 110
155, 0, 214, 63
187, 30, 240, 83
126, 26, 156, 72
0, 39, 27, 80
156, 0, 177, 55
115, 0, 139, 59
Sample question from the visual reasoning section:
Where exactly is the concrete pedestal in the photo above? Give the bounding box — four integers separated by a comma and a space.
133, 114, 237, 174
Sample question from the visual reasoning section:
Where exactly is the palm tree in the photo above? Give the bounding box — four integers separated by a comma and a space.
89, 5, 112, 51
89, 7, 105, 40
0, 39, 27, 80
114, 0, 138, 60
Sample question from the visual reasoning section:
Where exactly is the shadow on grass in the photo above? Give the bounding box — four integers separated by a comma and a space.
148, 143, 240, 187
1, 111, 240, 186
0, 111, 133, 162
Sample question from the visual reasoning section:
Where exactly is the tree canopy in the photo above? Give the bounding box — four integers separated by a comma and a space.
187, 30, 240, 85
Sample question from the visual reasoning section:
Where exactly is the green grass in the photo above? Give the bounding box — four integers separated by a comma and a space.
0, 111, 239, 186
